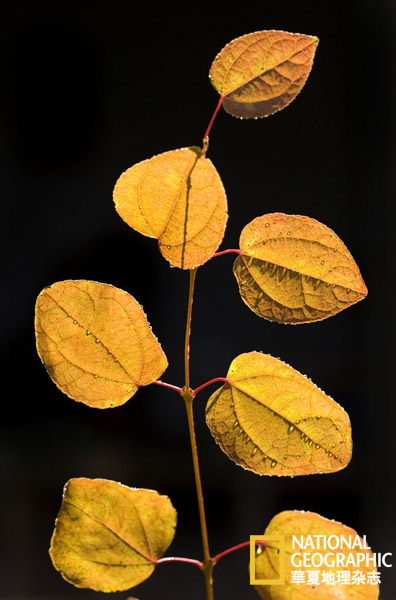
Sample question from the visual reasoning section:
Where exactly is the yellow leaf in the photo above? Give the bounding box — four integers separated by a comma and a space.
113, 147, 227, 269
254, 511, 379, 599
205, 352, 351, 476
234, 213, 367, 324
35, 280, 168, 408
209, 30, 318, 119
49, 478, 177, 592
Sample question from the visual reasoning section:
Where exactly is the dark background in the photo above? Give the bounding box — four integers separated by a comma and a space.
1, 0, 395, 598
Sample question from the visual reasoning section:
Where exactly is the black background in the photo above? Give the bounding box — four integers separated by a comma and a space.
1, 0, 395, 598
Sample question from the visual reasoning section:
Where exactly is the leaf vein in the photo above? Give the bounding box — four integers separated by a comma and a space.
228, 381, 332, 455
64, 500, 154, 563
60, 539, 153, 567
44, 290, 140, 386
223, 36, 316, 97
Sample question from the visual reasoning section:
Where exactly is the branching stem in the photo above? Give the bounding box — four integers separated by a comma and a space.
183, 268, 214, 600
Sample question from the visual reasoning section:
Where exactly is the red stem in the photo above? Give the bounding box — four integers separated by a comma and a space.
193, 377, 229, 397
203, 96, 224, 141
156, 541, 268, 570
156, 556, 203, 569
152, 380, 183, 394
211, 248, 241, 259
213, 540, 267, 565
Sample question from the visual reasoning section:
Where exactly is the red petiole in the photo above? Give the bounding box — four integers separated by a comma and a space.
153, 380, 183, 394
193, 377, 229, 397
213, 540, 267, 565
156, 556, 203, 569
211, 248, 241, 259
203, 96, 225, 145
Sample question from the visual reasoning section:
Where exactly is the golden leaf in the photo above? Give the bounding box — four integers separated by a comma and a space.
254, 511, 379, 599
206, 352, 352, 476
35, 280, 168, 408
209, 30, 318, 119
234, 213, 367, 324
50, 478, 177, 592
113, 147, 227, 269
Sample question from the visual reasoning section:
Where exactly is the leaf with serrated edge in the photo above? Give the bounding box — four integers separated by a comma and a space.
35, 280, 168, 408
206, 352, 352, 476
49, 478, 177, 592
234, 213, 367, 324
254, 511, 379, 599
113, 147, 227, 269
209, 30, 318, 119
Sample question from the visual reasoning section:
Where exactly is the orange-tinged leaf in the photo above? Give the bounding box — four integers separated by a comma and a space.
113, 147, 227, 269
35, 280, 168, 408
254, 511, 379, 599
234, 213, 367, 324
50, 478, 177, 592
209, 30, 318, 119
205, 352, 351, 476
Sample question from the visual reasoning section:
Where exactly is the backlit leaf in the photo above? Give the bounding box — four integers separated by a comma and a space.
113, 147, 227, 269
254, 511, 379, 599
206, 352, 351, 476
209, 30, 318, 119
234, 213, 367, 324
35, 280, 167, 408
50, 478, 177, 592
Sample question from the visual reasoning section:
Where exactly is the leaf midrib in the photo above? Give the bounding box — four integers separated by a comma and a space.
239, 252, 361, 294
61, 538, 153, 567
228, 378, 338, 458
44, 289, 141, 387
156, 149, 198, 241
64, 500, 154, 563
221, 36, 317, 98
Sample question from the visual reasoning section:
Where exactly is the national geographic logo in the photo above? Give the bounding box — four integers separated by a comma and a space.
250, 535, 391, 586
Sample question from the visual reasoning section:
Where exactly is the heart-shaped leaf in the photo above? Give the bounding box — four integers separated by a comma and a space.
113, 147, 227, 269
234, 213, 367, 323
209, 30, 318, 119
35, 280, 168, 408
206, 352, 352, 476
254, 511, 379, 599
50, 478, 177, 592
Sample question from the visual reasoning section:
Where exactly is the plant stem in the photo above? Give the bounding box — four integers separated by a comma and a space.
184, 392, 213, 593
152, 380, 183, 394
203, 96, 224, 149
156, 556, 203, 568
183, 268, 214, 600
211, 248, 241, 259
184, 268, 197, 392
193, 377, 229, 397
213, 540, 267, 565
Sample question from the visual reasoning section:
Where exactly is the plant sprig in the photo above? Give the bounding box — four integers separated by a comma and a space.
35, 29, 377, 600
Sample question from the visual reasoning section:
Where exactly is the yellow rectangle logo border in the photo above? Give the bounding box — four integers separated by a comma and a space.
250, 535, 285, 585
